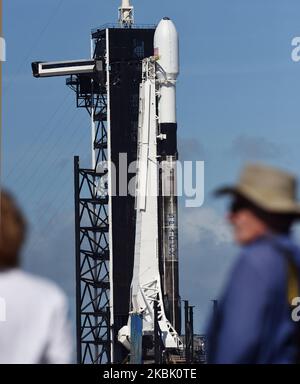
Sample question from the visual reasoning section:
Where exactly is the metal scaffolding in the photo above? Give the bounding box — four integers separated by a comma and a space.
74, 157, 111, 364
72, 33, 111, 361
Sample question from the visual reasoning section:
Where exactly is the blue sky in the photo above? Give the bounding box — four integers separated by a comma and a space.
3, 0, 300, 336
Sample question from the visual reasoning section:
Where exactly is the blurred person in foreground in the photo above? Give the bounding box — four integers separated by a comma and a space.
207, 164, 300, 364
0, 190, 72, 364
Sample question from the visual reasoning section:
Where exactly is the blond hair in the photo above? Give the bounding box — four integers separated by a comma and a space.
0, 190, 27, 268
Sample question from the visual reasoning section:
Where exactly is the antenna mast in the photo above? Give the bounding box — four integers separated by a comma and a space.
119, 0, 134, 28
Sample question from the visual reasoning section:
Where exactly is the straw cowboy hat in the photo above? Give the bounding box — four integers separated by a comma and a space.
215, 164, 300, 215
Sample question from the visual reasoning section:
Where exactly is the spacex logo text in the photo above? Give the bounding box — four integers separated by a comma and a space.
0, 297, 6, 322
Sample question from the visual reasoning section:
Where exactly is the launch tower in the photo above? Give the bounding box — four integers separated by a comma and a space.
32, 1, 183, 364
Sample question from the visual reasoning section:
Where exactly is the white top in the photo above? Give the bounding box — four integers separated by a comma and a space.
0, 269, 73, 364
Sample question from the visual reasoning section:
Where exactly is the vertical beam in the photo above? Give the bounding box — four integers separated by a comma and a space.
105, 27, 114, 364
130, 313, 143, 364
189, 306, 194, 363
154, 298, 161, 364
74, 156, 82, 364
184, 300, 190, 363
107, 306, 111, 361
90, 38, 97, 170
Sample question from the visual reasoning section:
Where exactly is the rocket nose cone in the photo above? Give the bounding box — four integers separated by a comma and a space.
155, 17, 177, 33
155, 17, 178, 41
154, 17, 179, 78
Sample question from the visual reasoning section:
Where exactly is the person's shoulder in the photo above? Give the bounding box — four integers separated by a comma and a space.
244, 236, 282, 257
11, 270, 67, 305
239, 236, 286, 279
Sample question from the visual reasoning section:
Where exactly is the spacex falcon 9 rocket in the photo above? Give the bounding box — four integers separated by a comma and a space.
118, 16, 182, 353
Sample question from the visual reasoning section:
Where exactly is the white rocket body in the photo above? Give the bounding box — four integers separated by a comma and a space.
154, 18, 179, 124
118, 57, 182, 351
155, 18, 180, 333
118, 17, 182, 352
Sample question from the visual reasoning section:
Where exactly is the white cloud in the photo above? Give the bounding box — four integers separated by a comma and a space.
229, 134, 283, 160
180, 206, 233, 246
179, 206, 236, 332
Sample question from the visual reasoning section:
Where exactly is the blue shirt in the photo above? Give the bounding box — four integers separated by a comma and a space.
207, 233, 300, 364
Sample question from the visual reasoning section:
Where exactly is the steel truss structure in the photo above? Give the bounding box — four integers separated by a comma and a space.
74, 158, 111, 364
72, 35, 111, 362
71, 25, 155, 364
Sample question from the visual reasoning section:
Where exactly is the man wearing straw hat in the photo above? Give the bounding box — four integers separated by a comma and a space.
207, 164, 300, 364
